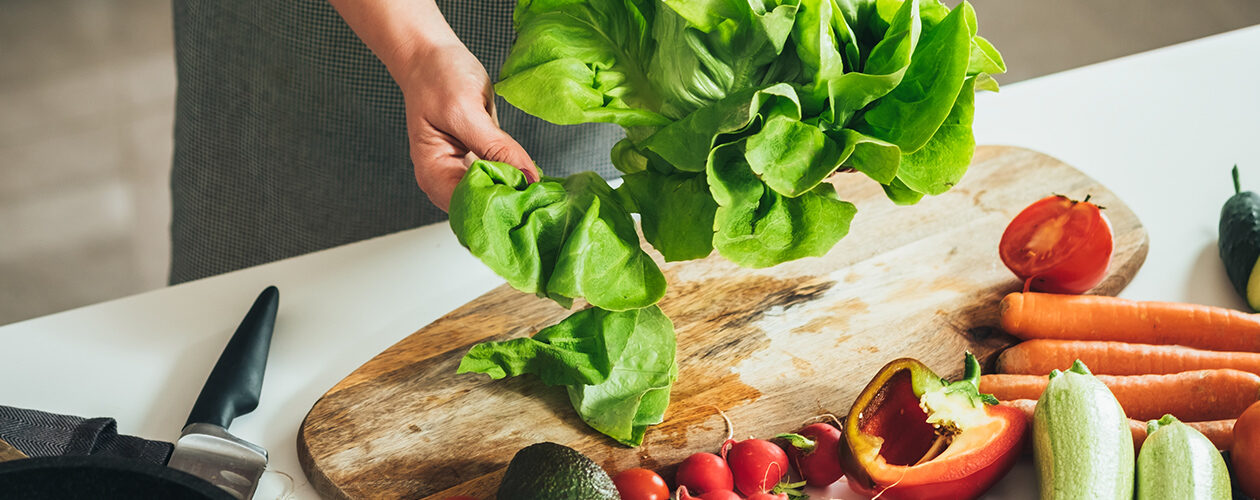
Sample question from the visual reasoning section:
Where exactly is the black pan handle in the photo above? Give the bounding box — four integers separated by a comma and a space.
185, 286, 278, 429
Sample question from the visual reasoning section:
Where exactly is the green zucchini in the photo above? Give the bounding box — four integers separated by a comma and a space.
1136, 414, 1231, 500
1033, 360, 1134, 500
1220, 165, 1260, 311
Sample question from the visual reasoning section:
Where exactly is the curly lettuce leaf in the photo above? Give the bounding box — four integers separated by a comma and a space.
496, 0, 670, 127
745, 112, 845, 197
744, 97, 904, 197
498, 0, 804, 129
448, 162, 568, 296
566, 307, 676, 446
969, 35, 1005, 76
621, 81, 876, 267
708, 139, 856, 267
449, 160, 665, 310
457, 305, 637, 385
647, 0, 798, 119
792, 0, 852, 83
641, 83, 800, 173
618, 170, 717, 261
854, 0, 971, 154
458, 305, 677, 446
896, 73, 978, 195
814, 0, 920, 127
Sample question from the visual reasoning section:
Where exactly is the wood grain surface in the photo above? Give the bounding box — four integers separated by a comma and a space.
297, 146, 1149, 499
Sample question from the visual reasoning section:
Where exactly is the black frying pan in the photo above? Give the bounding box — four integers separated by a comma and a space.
0, 286, 278, 500
0, 455, 237, 500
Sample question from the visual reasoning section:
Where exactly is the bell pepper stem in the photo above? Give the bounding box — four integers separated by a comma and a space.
941, 352, 999, 406
962, 351, 982, 387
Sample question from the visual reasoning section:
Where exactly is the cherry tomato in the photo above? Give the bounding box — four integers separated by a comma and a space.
999, 195, 1113, 294
613, 468, 669, 500
675, 452, 734, 493
1233, 401, 1260, 498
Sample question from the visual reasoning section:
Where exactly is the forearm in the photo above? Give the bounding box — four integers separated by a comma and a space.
327, 0, 463, 82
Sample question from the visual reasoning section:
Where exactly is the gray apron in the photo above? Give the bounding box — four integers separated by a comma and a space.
169, 0, 624, 284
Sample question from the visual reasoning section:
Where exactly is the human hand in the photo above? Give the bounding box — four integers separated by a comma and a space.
395, 42, 539, 211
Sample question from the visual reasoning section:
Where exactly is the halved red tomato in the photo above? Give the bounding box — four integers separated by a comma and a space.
999, 195, 1113, 294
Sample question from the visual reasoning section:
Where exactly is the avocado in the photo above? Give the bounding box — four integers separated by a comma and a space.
496, 442, 620, 500
1219, 165, 1260, 311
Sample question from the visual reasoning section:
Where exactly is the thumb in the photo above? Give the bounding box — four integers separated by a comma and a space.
453, 109, 540, 183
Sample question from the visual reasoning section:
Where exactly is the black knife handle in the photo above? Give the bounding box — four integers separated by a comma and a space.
185, 286, 279, 429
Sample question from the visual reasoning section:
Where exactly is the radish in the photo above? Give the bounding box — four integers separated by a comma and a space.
675, 486, 741, 500
720, 438, 789, 495
745, 493, 789, 500
777, 422, 844, 487
675, 452, 734, 494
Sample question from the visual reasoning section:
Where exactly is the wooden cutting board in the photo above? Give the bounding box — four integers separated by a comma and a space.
298, 146, 1148, 499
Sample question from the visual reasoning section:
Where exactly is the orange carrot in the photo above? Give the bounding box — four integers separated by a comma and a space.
998, 398, 1037, 419
997, 340, 1260, 376
1176, 419, 1236, 451
999, 292, 1260, 352
980, 375, 1048, 405
999, 399, 1236, 451
980, 369, 1260, 421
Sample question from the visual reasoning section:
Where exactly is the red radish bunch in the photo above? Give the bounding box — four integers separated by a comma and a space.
777, 423, 844, 487
721, 438, 790, 495
677, 485, 789, 500
675, 452, 734, 494
613, 413, 845, 500
676, 485, 743, 500
744, 494, 790, 500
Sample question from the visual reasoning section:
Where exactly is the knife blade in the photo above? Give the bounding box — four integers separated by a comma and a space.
168, 286, 278, 500
167, 423, 267, 499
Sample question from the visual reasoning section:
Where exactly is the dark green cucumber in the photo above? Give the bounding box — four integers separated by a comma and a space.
1219, 166, 1260, 311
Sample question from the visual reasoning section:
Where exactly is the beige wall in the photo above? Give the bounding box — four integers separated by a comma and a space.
961, 0, 1260, 83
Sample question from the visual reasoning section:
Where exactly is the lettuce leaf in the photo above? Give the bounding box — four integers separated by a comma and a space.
497, 0, 999, 270
854, 0, 971, 154
709, 138, 856, 267
496, 0, 669, 127
647, 0, 799, 119
458, 305, 677, 446
449, 160, 666, 311
618, 170, 717, 261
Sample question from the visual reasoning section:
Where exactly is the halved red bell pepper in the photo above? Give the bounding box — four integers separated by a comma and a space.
839, 352, 1026, 500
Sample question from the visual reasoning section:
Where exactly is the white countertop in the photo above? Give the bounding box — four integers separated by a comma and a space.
3, 24, 1259, 500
